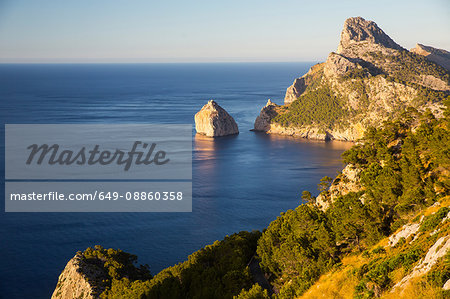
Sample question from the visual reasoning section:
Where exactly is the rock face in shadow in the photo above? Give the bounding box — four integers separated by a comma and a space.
254, 99, 278, 131
284, 63, 324, 105
195, 100, 239, 137
411, 43, 450, 71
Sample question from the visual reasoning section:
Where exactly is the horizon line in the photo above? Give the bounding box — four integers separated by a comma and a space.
0, 60, 321, 65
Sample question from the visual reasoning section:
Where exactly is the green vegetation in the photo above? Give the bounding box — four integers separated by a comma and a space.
257, 205, 337, 298
420, 207, 450, 232
341, 66, 371, 80
81, 245, 152, 283
273, 85, 347, 130
69, 98, 450, 299
235, 284, 271, 299
413, 87, 450, 106
427, 252, 450, 291
367, 50, 450, 85
91, 231, 261, 298
256, 100, 449, 297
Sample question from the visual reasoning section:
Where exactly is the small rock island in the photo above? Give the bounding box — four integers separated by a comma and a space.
194, 100, 239, 137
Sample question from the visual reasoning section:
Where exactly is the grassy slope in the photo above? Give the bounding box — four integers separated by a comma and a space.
300, 197, 450, 299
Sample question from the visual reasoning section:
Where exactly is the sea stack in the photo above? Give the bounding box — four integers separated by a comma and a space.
194, 100, 239, 137
254, 99, 278, 131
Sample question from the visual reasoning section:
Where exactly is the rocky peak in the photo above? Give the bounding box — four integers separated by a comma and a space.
194, 100, 239, 137
204, 99, 220, 110
265, 99, 275, 107
411, 43, 450, 71
337, 17, 403, 56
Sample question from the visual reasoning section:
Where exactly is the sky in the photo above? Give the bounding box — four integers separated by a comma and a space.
0, 0, 449, 63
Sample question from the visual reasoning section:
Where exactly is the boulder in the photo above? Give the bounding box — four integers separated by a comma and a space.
195, 100, 239, 137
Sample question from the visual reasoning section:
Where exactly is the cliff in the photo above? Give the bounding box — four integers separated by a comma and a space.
52, 246, 151, 299
255, 17, 449, 141
51, 252, 108, 299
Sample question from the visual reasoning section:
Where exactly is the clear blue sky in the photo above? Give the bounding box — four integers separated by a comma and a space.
0, 0, 449, 63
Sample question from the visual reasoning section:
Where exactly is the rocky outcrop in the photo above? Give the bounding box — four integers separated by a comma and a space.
265, 124, 333, 141
315, 164, 362, 210
284, 77, 308, 105
259, 17, 449, 141
52, 253, 107, 299
323, 53, 359, 77
337, 16, 403, 57
443, 279, 450, 290
254, 99, 278, 131
195, 100, 239, 137
388, 223, 421, 247
411, 43, 450, 71
393, 236, 450, 290
284, 63, 324, 105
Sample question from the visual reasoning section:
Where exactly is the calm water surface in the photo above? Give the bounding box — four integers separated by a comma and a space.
0, 63, 352, 298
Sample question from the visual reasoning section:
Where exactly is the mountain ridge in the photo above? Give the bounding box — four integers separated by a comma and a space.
254, 16, 449, 141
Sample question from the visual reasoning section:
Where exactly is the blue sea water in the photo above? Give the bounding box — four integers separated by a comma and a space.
0, 63, 352, 298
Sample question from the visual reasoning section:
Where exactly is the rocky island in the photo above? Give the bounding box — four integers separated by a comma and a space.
194, 100, 239, 137
254, 17, 449, 141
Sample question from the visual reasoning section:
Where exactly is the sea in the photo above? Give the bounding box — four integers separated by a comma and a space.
0, 63, 352, 298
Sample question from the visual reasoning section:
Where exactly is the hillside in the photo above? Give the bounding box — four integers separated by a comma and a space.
254, 17, 450, 141
51, 17, 450, 299
411, 44, 450, 72
52, 97, 450, 299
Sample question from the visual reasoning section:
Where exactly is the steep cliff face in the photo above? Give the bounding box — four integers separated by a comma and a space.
195, 100, 239, 137
256, 17, 449, 141
52, 253, 107, 299
284, 63, 324, 105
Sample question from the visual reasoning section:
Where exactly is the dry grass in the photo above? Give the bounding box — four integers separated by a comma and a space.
298, 254, 369, 299
297, 197, 450, 299
381, 276, 444, 299
298, 267, 358, 299
423, 196, 450, 216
